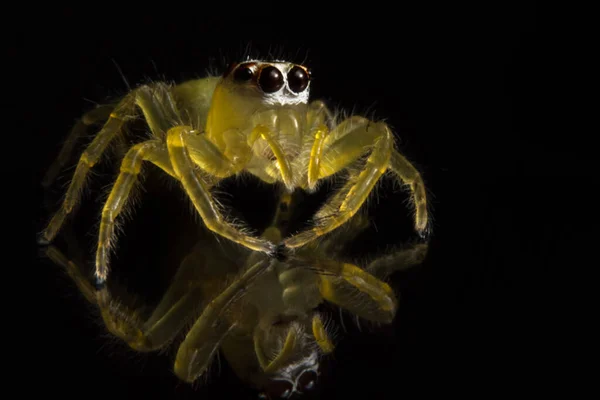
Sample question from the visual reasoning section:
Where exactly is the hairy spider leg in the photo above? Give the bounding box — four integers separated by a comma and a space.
95, 140, 173, 282
95, 126, 276, 282
365, 242, 429, 280
311, 240, 428, 326
284, 119, 392, 248
42, 105, 114, 188
284, 117, 429, 248
389, 151, 429, 236
166, 126, 275, 253
40, 83, 178, 244
172, 189, 300, 381
174, 256, 270, 382
311, 257, 398, 324
44, 243, 207, 352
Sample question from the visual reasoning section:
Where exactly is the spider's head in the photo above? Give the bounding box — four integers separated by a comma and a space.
257, 359, 319, 399
253, 319, 321, 399
206, 60, 311, 139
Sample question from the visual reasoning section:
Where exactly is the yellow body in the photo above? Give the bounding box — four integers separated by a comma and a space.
44, 190, 428, 397
40, 59, 429, 287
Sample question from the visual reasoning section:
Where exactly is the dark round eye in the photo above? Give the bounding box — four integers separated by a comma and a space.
297, 369, 318, 392
287, 66, 310, 93
234, 64, 254, 82
258, 66, 284, 93
264, 379, 293, 399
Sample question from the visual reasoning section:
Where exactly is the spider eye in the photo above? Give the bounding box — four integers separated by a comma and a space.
234, 64, 254, 82
258, 66, 284, 93
296, 369, 318, 392
223, 62, 239, 78
287, 66, 310, 93
263, 379, 293, 399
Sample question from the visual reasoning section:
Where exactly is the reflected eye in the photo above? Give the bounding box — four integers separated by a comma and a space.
234, 64, 255, 82
263, 379, 293, 399
258, 66, 284, 93
297, 369, 318, 392
287, 66, 310, 93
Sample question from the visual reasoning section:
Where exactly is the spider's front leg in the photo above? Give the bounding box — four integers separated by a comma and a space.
166, 126, 276, 255
94, 129, 274, 283
174, 257, 271, 382
307, 257, 398, 324
306, 244, 428, 326
284, 117, 429, 248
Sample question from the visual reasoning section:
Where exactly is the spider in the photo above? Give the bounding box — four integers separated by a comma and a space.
40, 58, 429, 284
44, 190, 428, 398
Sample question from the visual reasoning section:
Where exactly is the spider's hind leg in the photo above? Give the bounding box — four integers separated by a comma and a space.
389, 151, 430, 238
365, 242, 429, 280
42, 104, 114, 189
44, 242, 205, 353
40, 83, 179, 245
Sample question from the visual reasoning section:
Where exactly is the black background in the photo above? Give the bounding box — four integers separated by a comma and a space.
20, 2, 594, 399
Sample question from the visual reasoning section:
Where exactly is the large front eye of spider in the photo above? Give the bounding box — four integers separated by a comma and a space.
296, 369, 318, 392
287, 66, 310, 93
260, 379, 294, 399
233, 63, 255, 82
258, 66, 284, 93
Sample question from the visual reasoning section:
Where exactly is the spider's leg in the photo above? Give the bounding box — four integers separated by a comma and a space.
166, 126, 276, 255
316, 210, 371, 258
44, 244, 97, 303
305, 257, 398, 324
44, 243, 205, 352
40, 83, 179, 245
389, 151, 430, 237
307, 100, 336, 130
174, 257, 271, 382
365, 242, 429, 280
303, 113, 370, 191
284, 120, 393, 249
95, 140, 174, 282
42, 104, 114, 188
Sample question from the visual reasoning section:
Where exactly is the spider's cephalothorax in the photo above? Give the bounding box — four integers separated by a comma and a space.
203, 60, 315, 189
40, 59, 429, 284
